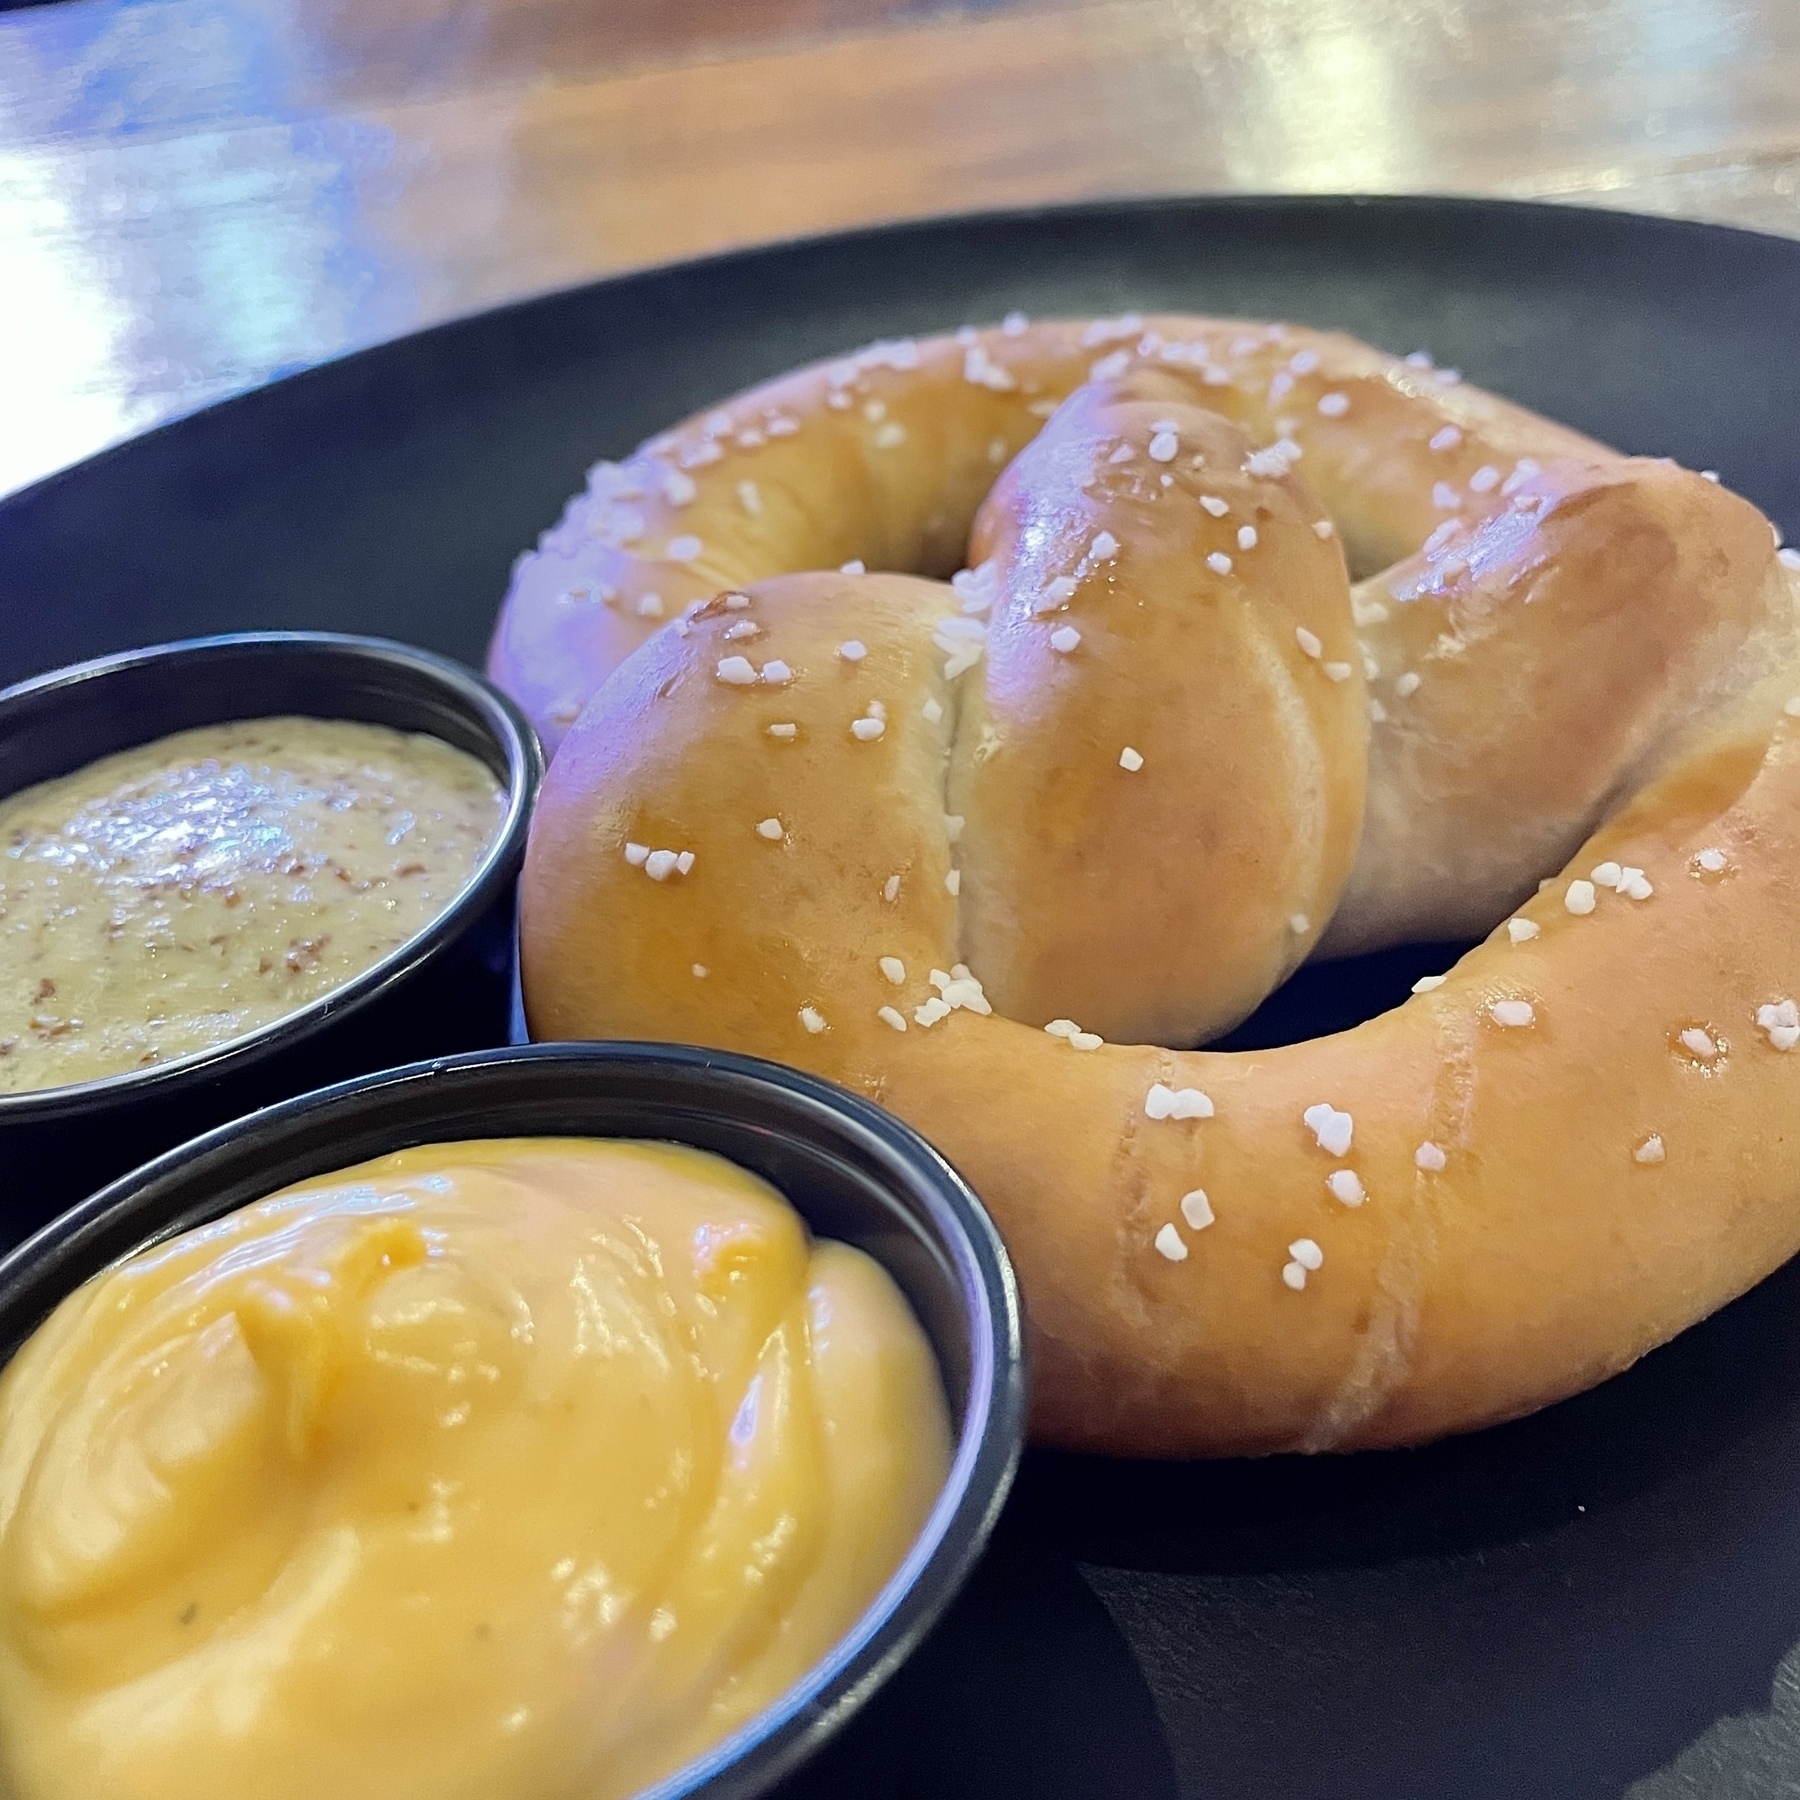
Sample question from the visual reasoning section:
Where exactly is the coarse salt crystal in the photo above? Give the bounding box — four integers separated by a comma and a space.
761, 659, 793, 685
1317, 392, 1350, 417
1295, 626, 1323, 658
945, 869, 961, 896
838, 639, 868, 661
1049, 626, 1083, 654
1154, 1223, 1189, 1262
1237, 525, 1259, 551
637, 594, 665, 618
1634, 1134, 1666, 1163
1413, 974, 1446, 993
1302, 1103, 1353, 1157
799, 1006, 827, 1034
1246, 443, 1299, 476
624, 842, 650, 867
1696, 848, 1727, 872
1490, 999, 1535, 1027
851, 716, 886, 741
645, 850, 681, 882
878, 1005, 908, 1032
1290, 1237, 1324, 1271
1180, 1189, 1215, 1230
1757, 999, 1800, 1050
1415, 1141, 1447, 1172
1149, 430, 1180, 463
1200, 494, 1229, 517
1565, 880, 1597, 915
1326, 1169, 1366, 1206
1507, 918, 1540, 944
755, 817, 784, 841
767, 722, 797, 740
1091, 530, 1120, 558
1145, 1083, 1214, 1120
1207, 552, 1234, 576
1119, 746, 1144, 772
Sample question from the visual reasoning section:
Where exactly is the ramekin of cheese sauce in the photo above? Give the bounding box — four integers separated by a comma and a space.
0, 1042, 1025, 1800
0, 635, 540, 1235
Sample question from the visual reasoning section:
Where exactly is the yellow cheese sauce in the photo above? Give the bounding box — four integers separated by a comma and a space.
0, 717, 505, 1095
0, 1138, 952, 1800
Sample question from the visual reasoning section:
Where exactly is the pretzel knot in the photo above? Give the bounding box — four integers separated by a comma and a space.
496, 317, 1800, 1456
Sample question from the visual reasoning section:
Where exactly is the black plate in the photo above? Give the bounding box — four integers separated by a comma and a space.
3, 195, 1798, 1798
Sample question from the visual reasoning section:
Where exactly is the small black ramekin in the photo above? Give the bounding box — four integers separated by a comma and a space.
0, 632, 541, 1242
0, 1041, 1026, 1800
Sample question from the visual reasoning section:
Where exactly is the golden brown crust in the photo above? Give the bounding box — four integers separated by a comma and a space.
488, 316, 1611, 749
507, 315, 1800, 1455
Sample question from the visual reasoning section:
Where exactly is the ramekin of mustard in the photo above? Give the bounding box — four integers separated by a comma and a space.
0, 634, 541, 1239
0, 1041, 1025, 1800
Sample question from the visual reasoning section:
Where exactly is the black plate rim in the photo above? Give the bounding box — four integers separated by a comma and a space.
4, 191, 1797, 525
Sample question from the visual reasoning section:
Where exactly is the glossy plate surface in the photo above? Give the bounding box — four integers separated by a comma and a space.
2, 196, 1798, 1797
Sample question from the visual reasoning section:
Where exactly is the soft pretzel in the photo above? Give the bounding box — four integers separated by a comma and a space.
502, 318, 1800, 1455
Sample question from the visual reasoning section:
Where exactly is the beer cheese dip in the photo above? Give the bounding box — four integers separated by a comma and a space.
0, 1137, 953, 1800
0, 717, 504, 1093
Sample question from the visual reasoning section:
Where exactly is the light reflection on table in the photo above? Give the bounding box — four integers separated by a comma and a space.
0, 0, 1796, 496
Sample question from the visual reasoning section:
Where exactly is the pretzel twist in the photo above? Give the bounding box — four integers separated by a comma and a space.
499, 318, 1800, 1454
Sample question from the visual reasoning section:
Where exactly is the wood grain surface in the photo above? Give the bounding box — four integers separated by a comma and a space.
0, 0, 1797, 495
